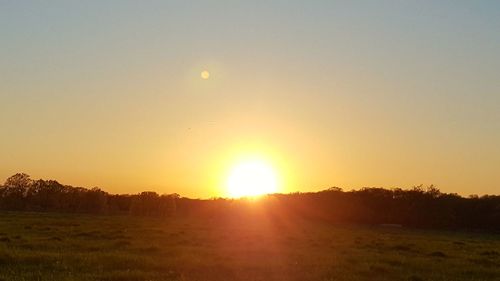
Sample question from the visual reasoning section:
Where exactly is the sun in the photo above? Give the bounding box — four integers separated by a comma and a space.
227, 159, 279, 198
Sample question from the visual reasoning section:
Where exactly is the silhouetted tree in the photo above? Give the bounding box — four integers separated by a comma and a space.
1, 173, 33, 210
0, 173, 499, 230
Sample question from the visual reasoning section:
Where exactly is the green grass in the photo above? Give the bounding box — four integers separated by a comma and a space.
0, 212, 498, 281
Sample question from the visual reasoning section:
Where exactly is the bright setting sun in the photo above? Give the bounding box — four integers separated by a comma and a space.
2, 2, 500, 280
226, 159, 279, 198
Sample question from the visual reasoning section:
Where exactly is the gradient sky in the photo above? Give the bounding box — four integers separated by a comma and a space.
1, 1, 499, 197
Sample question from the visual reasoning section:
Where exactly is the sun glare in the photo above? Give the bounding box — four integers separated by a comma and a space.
227, 159, 279, 198
200, 70, 210, 79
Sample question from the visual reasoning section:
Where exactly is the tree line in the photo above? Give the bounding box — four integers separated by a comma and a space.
1, 173, 499, 230
0, 173, 177, 216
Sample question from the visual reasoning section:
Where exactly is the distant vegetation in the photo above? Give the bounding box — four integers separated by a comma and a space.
1, 173, 499, 230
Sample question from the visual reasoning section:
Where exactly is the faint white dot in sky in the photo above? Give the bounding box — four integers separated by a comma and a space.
201, 70, 210, 80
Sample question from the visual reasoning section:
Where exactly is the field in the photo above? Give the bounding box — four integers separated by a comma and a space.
0, 212, 499, 281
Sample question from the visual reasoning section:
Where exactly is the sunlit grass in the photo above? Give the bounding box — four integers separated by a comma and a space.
0, 212, 498, 281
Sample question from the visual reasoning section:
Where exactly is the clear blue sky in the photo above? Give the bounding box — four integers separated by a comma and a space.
1, 1, 499, 197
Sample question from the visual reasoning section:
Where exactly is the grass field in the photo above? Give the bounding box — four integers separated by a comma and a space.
0, 212, 498, 281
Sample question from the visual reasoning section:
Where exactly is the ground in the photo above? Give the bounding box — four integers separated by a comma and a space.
0, 212, 498, 281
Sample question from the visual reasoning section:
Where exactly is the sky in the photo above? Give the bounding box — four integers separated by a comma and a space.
1, 1, 499, 197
